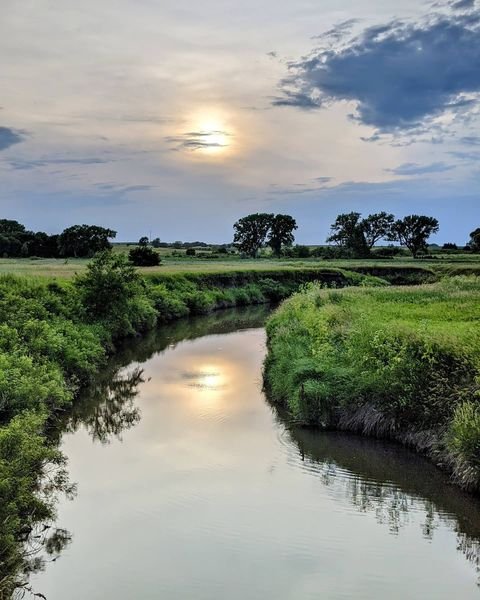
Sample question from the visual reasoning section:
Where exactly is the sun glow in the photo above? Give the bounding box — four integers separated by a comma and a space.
195, 119, 231, 154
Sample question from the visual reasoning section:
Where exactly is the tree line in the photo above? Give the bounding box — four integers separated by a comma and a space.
233, 212, 480, 258
0, 220, 115, 258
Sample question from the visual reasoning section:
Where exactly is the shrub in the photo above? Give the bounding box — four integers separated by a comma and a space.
186, 248, 196, 256
128, 246, 161, 266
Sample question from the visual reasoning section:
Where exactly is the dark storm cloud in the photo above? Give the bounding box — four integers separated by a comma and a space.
385, 161, 456, 175
4, 157, 112, 170
273, 8, 480, 133
165, 130, 231, 151
0, 127, 27, 151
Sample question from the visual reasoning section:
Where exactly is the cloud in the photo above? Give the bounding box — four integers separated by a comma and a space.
0, 127, 28, 151
273, 8, 480, 134
385, 161, 456, 175
165, 130, 231, 151
460, 135, 480, 144
451, 0, 476, 10
312, 19, 359, 42
449, 150, 480, 160
95, 183, 156, 194
4, 157, 112, 170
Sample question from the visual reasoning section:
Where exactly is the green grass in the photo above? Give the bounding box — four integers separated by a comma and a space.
264, 276, 480, 490
2, 253, 480, 280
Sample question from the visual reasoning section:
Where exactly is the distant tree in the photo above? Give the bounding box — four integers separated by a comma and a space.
468, 228, 480, 253
138, 236, 149, 247
151, 237, 161, 248
389, 215, 439, 258
442, 242, 458, 251
327, 212, 369, 258
267, 214, 297, 257
361, 212, 395, 250
58, 225, 116, 258
0, 219, 26, 236
186, 248, 196, 256
233, 213, 274, 258
128, 246, 161, 266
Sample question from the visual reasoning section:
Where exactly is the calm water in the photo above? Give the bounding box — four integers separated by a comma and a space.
31, 306, 480, 599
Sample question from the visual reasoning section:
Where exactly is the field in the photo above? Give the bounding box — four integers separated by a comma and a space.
264, 277, 480, 491
1, 247, 480, 279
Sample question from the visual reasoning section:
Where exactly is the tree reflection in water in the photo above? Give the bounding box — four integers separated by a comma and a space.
283, 421, 480, 583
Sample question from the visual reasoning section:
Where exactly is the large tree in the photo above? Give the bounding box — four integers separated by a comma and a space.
389, 215, 439, 258
233, 213, 274, 257
58, 225, 116, 258
362, 212, 395, 249
468, 228, 480, 253
267, 214, 297, 257
327, 212, 369, 257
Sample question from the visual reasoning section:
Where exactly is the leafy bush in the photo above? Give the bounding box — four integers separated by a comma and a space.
128, 246, 161, 266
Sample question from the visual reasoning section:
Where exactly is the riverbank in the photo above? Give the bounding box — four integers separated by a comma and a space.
263, 277, 480, 492
0, 254, 387, 597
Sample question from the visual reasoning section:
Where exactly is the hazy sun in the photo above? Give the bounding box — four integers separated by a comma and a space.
196, 119, 231, 154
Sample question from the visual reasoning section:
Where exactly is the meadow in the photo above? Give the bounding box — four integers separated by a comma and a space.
264, 277, 480, 491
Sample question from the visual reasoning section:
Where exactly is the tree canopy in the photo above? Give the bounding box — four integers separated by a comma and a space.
233, 213, 274, 257
233, 213, 297, 257
58, 225, 116, 258
468, 228, 480, 253
267, 214, 298, 257
389, 215, 439, 258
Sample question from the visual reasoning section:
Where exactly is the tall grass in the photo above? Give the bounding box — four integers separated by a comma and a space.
264, 277, 480, 490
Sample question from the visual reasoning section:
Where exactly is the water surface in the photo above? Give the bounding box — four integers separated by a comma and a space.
32, 307, 480, 599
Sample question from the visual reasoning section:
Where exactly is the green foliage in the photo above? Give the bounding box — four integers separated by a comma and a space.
267, 214, 297, 257
468, 228, 480, 253
75, 251, 157, 339
264, 277, 480, 487
389, 215, 439, 258
0, 412, 73, 597
129, 246, 161, 266
58, 224, 116, 258
447, 402, 480, 469
233, 213, 274, 258
327, 212, 370, 258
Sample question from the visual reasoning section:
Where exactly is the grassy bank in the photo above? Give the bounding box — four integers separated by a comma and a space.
264, 277, 480, 491
0, 254, 385, 596
1, 254, 480, 283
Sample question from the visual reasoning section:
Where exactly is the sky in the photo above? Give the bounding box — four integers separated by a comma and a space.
1, 0, 480, 244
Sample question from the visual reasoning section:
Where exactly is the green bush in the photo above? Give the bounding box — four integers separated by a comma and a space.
128, 246, 161, 266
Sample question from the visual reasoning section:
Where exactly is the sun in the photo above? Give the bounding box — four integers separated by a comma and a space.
195, 119, 231, 154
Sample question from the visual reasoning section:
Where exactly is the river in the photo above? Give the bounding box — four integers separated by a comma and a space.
31, 306, 480, 599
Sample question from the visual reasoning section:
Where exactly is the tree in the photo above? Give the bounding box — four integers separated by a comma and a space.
468, 228, 480, 253
138, 236, 149, 247
58, 225, 116, 257
267, 214, 297, 257
389, 215, 439, 258
128, 246, 161, 266
151, 237, 161, 248
362, 212, 395, 249
327, 212, 369, 257
233, 213, 274, 258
